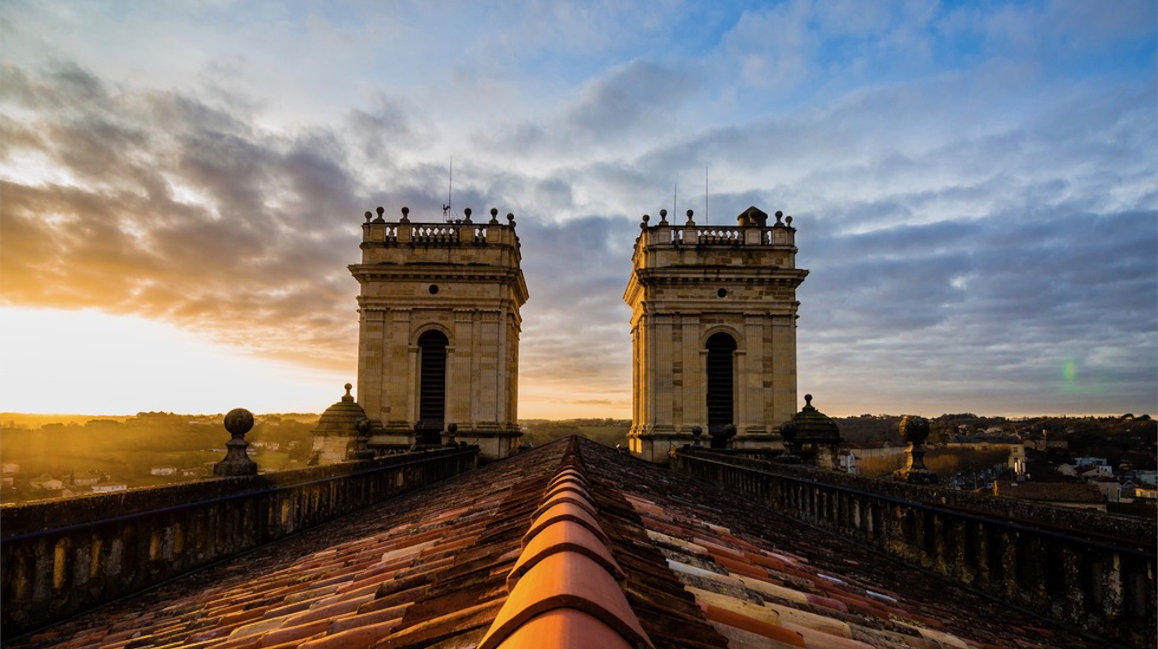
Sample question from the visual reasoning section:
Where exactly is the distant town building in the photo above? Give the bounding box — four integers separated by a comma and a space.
349, 206, 528, 460
149, 466, 177, 476
91, 483, 127, 493
29, 474, 63, 491
838, 448, 859, 475
623, 207, 807, 461
1089, 478, 1123, 503
71, 472, 101, 487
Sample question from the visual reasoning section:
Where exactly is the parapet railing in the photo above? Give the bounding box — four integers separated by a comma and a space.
361, 206, 517, 247
0, 446, 479, 638
638, 208, 797, 249
671, 448, 1156, 649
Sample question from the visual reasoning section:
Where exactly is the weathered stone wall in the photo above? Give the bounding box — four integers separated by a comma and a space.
624, 210, 807, 462
0, 447, 478, 637
672, 448, 1156, 648
351, 210, 528, 459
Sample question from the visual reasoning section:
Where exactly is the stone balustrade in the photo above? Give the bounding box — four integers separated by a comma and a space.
0, 446, 479, 637
641, 207, 797, 250
361, 206, 517, 248
671, 448, 1156, 648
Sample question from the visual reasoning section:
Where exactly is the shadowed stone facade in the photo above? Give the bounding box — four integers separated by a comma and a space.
350, 206, 529, 459
624, 206, 808, 462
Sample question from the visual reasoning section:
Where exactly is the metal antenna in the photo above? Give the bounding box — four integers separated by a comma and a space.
705, 165, 709, 225
443, 158, 453, 222
673, 182, 677, 219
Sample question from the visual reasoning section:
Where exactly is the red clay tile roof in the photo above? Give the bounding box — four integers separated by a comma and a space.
7, 437, 1110, 649
993, 480, 1105, 503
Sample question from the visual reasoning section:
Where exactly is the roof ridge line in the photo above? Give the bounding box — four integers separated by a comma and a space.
476, 451, 656, 649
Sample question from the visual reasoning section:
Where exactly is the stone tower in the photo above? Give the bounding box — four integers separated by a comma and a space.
623, 206, 808, 462
350, 206, 529, 460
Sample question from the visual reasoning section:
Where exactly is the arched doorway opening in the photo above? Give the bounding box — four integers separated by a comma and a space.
417, 330, 448, 445
705, 332, 737, 443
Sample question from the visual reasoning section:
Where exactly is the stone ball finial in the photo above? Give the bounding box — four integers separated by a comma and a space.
364, 211, 372, 223
507, 212, 515, 225
490, 208, 498, 218
355, 417, 371, 435
691, 425, 703, 438
216, 408, 258, 476
899, 415, 930, 446
344, 382, 352, 394
376, 206, 385, 217
659, 209, 667, 219
224, 408, 254, 439
400, 206, 410, 223
804, 393, 813, 408
685, 209, 695, 225
463, 207, 472, 222
775, 210, 784, 225
786, 215, 793, 226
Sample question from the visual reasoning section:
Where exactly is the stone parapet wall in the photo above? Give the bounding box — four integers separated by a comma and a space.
0, 447, 479, 637
672, 448, 1156, 649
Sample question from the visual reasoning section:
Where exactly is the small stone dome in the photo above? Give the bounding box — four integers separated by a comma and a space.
790, 394, 842, 446
313, 383, 367, 437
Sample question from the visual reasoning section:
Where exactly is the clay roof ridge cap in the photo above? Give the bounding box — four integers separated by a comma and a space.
529, 492, 598, 520
481, 551, 655, 649
507, 518, 626, 589
522, 501, 608, 546
477, 451, 654, 649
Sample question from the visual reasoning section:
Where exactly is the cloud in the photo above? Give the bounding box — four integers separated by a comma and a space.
0, 2, 1154, 417
0, 61, 365, 370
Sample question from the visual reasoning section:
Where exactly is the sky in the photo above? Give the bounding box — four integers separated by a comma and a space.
0, 0, 1155, 419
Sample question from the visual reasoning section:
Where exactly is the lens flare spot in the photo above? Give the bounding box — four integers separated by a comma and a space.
1062, 360, 1077, 385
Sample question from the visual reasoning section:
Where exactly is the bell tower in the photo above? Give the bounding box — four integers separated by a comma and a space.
623, 206, 808, 462
350, 206, 529, 460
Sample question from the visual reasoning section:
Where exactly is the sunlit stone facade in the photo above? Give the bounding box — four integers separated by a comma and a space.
350, 206, 529, 460
623, 207, 808, 462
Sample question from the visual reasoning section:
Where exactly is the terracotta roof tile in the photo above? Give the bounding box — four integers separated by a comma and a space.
700, 603, 805, 646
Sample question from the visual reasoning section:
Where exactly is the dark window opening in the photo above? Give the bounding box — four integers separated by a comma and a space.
428, 284, 440, 294
717, 288, 727, 298
706, 332, 737, 442
417, 330, 448, 445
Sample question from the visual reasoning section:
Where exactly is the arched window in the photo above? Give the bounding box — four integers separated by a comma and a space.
705, 332, 737, 438
417, 330, 448, 444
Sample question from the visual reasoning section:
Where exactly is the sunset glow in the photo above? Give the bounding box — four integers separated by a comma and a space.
0, 307, 347, 415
